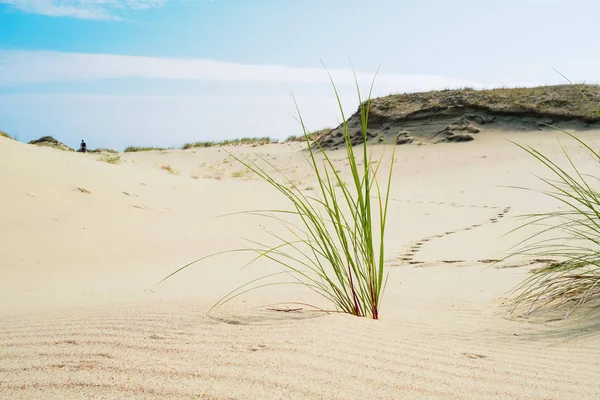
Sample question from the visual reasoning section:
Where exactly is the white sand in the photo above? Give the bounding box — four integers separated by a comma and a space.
1, 130, 599, 399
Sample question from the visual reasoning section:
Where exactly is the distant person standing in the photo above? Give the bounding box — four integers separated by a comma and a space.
80, 140, 87, 153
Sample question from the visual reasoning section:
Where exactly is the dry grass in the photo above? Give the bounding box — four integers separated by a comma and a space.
124, 146, 168, 153
98, 152, 121, 164
231, 168, 253, 179
203, 174, 223, 180
160, 164, 180, 175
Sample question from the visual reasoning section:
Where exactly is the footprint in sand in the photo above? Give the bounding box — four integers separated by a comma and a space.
390, 203, 512, 266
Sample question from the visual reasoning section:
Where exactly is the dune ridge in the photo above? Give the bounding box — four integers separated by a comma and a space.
318, 84, 600, 148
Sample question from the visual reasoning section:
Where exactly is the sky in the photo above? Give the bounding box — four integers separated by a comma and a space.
1, 0, 599, 150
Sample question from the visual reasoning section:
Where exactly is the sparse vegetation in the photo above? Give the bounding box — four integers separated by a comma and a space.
190, 172, 199, 179
124, 146, 168, 152
508, 84, 600, 318
30, 135, 57, 143
371, 84, 600, 122
182, 142, 211, 149
0, 130, 15, 140
317, 84, 600, 148
182, 137, 273, 149
285, 128, 331, 143
88, 148, 118, 154
28, 136, 74, 151
231, 168, 253, 179
203, 173, 223, 181
160, 164, 180, 175
98, 152, 121, 164
161, 70, 395, 319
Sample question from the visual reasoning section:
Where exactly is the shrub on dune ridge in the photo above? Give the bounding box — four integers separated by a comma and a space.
0, 130, 15, 140
508, 82, 600, 318
160, 69, 395, 319
28, 136, 74, 151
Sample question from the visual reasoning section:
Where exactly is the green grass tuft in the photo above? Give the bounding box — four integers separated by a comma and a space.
507, 80, 600, 318
160, 67, 395, 319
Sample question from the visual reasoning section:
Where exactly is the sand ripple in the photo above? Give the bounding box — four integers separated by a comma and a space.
1, 300, 599, 400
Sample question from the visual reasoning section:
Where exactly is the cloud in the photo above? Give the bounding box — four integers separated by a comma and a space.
0, 0, 169, 20
0, 50, 488, 91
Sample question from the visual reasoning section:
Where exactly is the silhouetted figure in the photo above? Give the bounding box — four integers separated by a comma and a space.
80, 140, 87, 153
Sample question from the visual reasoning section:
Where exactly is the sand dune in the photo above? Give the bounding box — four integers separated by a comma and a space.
1, 130, 599, 399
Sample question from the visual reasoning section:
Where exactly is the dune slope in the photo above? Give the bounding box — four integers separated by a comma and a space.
1, 131, 599, 399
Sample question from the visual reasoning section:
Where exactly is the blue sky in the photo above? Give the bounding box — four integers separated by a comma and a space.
1, 0, 599, 150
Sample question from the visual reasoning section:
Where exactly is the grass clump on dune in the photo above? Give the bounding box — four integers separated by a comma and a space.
181, 141, 212, 149
161, 70, 395, 319
98, 152, 121, 164
88, 148, 118, 154
160, 164, 180, 175
508, 86, 600, 318
124, 146, 168, 152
